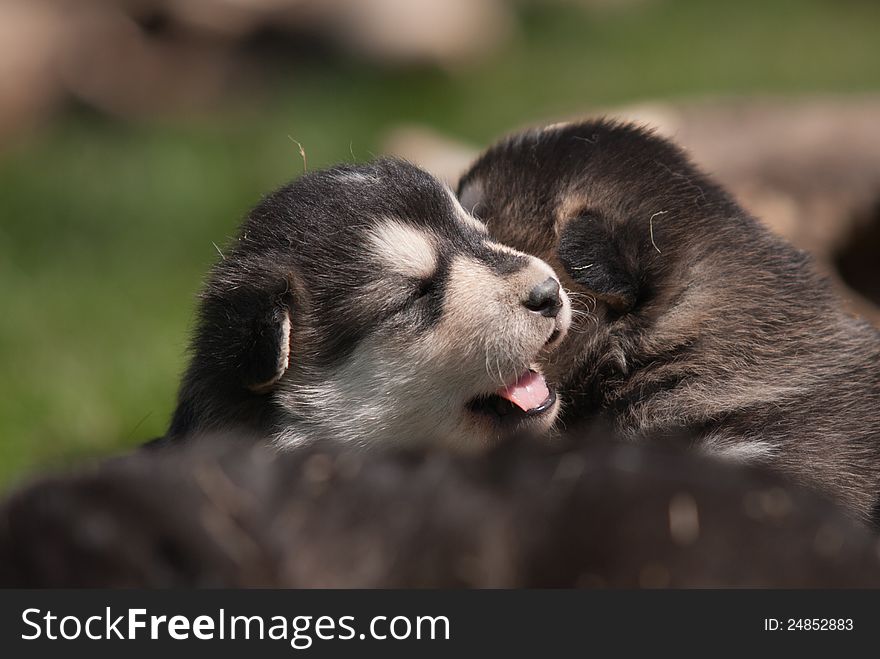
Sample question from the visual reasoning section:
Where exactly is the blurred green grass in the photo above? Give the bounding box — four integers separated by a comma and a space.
2, 0, 879, 486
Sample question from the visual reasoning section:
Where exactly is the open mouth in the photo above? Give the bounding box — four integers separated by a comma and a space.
467, 369, 557, 424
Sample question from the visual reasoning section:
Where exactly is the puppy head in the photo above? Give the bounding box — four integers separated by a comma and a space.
170, 158, 571, 450
457, 120, 738, 380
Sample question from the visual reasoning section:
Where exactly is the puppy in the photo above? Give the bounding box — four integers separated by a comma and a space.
166, 158, 570, 451
457, 120, 880, 522
3, 438, 879, 587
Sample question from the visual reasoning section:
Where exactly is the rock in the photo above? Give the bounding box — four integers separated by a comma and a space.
383, 125, 479, 185
58, 4, 238, 119
0, 0, 67, 143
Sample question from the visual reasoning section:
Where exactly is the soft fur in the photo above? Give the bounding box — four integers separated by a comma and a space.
3, 438, 878, 587
458, 120, 880, 522
166, 158, 570, 451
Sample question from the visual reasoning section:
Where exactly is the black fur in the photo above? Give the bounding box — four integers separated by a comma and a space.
558, 213, 639, 311
3, 437, 878, 588
167, 158, 534, 444
458, 120, 880, 521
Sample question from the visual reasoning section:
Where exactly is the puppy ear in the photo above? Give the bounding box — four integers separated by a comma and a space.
244, 303, 292, 393
558, 213, 638, 312
457, 178, 484, 215
197, 273, 294, 395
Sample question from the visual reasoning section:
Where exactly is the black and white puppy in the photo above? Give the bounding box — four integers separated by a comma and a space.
167, 158, 570, 450
458, 120, 880, 522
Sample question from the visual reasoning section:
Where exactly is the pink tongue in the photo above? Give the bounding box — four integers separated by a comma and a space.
497, 370, 550, 412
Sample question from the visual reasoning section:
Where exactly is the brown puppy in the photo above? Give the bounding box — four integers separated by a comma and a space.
457, 120, 880, 523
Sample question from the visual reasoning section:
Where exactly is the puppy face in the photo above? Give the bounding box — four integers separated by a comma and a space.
457, 122, 718, 385
172, 158, 570, 450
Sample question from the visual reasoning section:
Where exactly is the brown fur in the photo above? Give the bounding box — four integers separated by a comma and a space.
458, 120, 880, 522
3, 438, 879, 588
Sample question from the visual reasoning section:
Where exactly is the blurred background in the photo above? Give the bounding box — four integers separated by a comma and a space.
1, 0, 879, 488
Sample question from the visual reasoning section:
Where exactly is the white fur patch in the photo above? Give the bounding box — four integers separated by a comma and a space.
700, 436, 776, 463
484, 239, 525, 264
367, 219, 438, 279
486, 240, 520, 257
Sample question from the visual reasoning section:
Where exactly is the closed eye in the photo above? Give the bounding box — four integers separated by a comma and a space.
384, 274, 439, 322
386, 275, 437, 317
413, 275, 437, 299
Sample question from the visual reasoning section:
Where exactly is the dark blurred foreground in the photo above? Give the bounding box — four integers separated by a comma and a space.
3, 437, 880, 588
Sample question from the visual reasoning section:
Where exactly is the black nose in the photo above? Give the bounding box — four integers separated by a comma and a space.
524, 277, 562, 318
